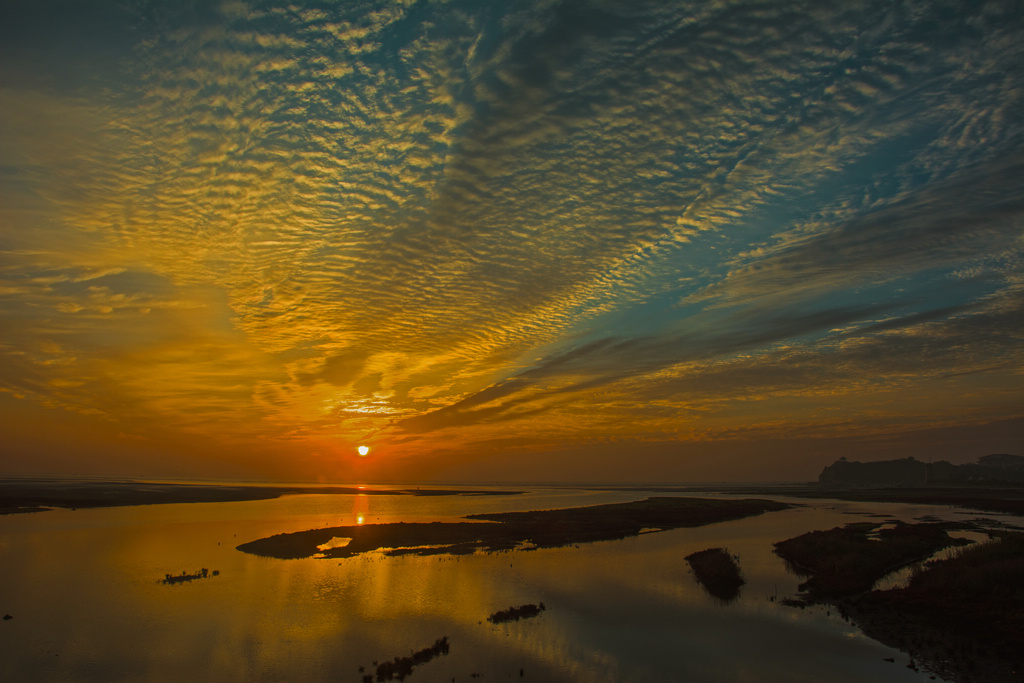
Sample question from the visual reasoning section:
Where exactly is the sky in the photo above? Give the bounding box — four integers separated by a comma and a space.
1, 0, 1022, 484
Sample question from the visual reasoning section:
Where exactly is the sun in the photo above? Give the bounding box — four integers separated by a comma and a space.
357, 445, 369, 457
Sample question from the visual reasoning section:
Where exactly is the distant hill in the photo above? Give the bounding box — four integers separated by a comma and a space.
818, 454, 1024, 488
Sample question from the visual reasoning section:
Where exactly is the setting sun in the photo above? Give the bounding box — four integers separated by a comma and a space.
357, 446, 369, 457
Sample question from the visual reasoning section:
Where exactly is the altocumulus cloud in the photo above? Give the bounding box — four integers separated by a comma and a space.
0, 0, 1022, 478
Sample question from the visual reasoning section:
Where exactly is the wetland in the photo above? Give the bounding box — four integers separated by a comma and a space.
2, 482, 1023, 682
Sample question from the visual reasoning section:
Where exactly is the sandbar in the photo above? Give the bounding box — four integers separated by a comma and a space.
236, 496, 790, 559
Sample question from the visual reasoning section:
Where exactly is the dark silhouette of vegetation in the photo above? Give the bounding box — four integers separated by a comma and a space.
773, 521, 969, 599
686, 548, 744, 601
238, 497, 790, 559
843, 531, 1024, 683
488, 602, 545, 624
160, 568, 219, 585
773, 521, 1024, 682
364, 637, 449, 682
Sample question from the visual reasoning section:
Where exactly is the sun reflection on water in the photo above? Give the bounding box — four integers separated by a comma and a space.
352, 493, 369, 525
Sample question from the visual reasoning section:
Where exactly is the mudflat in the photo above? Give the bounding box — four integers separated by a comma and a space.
773, 521, 971, 600
775, 522, 1024, 683
844, 531, 1024, 683
236, 496, 791, 559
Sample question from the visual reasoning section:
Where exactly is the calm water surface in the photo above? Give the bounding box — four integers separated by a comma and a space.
1, 487, 1016, 682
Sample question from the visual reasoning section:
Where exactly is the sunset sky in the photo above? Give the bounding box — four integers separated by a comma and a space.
2, 0, 1022, 483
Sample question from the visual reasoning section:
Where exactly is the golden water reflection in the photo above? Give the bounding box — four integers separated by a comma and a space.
352, 492, 368, 525
0, 491, 1008, 682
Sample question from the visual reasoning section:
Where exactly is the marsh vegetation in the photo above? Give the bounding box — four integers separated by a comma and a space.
160, 568, 220, 585
237, 497, 790, 559
775, 522, 1024, 682
773, 521, 969, 600
487, 603, 546, 624
845, 531, 1024, 683
685, 548, 744, 602
361, 637, 450, 682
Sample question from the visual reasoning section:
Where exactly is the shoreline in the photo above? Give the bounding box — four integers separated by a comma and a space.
0, 479, 522, 515
5, 477, 1024, 516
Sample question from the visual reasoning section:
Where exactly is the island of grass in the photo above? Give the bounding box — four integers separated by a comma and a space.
362, 636, 449, 682
160, 568, 219, 585
774, 522, 1024, 682
488, 603, 545, 624
844, 531, 1024, 683
686, 548, 744, 601
236, 496, 790, 559
773, 521, 971, 600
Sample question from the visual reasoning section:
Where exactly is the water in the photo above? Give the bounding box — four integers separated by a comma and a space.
0, 488, 1015, 682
